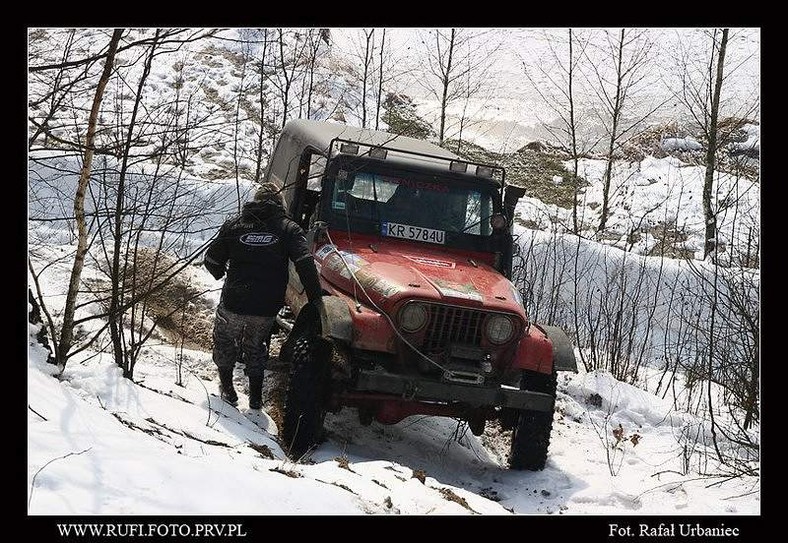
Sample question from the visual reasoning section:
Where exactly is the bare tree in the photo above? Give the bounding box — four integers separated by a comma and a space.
53, 29, 123, 371
417, 28, 498, 146
584, 28, 663, 233
702, 29, 730, 260
99, 30, 230, 378
522, 29, 594, 234
672, 28, 758, 261
107, 30, 162, 376
28, 29, 83, 149
30, 28, 224, 377
271, 29, 308, 129
344, 27, 395, 131
359, 29, 375, 128
565, 29, 585, 235
512, 201, 759, 477
375, 28, 387, 130
29, 29, 215, 154
253, 28, 271, 182
302, 28, 328, 120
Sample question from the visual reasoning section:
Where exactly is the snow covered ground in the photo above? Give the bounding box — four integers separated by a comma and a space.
27, 244, 759, 516
514, 152, 760, 264
27, 333, 760, 517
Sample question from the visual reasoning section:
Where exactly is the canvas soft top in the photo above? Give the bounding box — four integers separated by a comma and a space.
281, 118, 461, 161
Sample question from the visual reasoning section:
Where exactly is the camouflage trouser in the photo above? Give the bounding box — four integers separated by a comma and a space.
212, 304, 276, 380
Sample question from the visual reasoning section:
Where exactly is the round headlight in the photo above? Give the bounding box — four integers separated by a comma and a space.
399, 303, 428, 333
485, 314, 515, 344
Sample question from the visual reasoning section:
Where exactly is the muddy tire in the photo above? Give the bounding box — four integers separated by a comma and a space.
508, 369, 556, 471
282, 335, 330, 460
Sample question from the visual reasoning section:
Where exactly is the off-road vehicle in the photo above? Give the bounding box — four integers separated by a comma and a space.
267, 119, 577, 470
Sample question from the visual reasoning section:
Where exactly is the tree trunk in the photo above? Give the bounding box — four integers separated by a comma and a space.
568, 29, 579, 234
233, 42, 248, 214
598, 29, 625, 233
306, 30, 319, 120
703, 28, 729, 261
278, 30, 291, 130
56, 29, 123, 371
254, 30, 269, 183
375, 29, 386, 130
108, 30, 159, 379
438, 29, 455, 146
361, 29, 374, 128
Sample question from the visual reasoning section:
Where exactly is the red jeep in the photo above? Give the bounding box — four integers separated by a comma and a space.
268, 119, 577, 470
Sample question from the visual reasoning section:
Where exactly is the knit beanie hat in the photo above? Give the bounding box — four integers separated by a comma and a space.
254, 183, 284, 207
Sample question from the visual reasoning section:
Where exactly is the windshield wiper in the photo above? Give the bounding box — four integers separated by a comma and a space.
460, 215, 492, 234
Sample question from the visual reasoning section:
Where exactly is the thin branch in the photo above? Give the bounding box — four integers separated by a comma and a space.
29, 447, 93, 510
28, 405, 48, 421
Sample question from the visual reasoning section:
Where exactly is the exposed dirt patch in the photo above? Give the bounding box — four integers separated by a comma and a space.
248, 442, 274, 459
269, 467, 301, 478
438, 487, 476, 513
446, 138, 589, 210
646, 221, 694, 260
262, 332, 289, 433
86, 248, 215, 352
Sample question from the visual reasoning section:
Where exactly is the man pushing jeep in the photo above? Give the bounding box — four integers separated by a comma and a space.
203, 183, 323, 409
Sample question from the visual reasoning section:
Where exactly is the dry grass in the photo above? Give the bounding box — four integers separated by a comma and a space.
334, 455, 355, 472
438, 487, 475, 513
129, 248, 215, 351
269, 467, 301, 478
85, 248, 215, 352
331, 482, 356, 494
248, 442, 274, 459
646, 221, 694, 260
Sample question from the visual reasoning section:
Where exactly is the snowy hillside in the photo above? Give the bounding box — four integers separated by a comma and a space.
27, 237, 759, 516
27, 294, 758, 516
363, 28, 760, 153
28, 27, 759, 523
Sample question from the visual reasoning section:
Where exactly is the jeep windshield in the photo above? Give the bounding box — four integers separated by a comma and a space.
326, 166, 498, 250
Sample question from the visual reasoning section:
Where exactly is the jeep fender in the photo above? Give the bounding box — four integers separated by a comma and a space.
534, 324, 578, 373
318, 296, 354, 343
512, 323, 578, 375
280, 296, 352, 363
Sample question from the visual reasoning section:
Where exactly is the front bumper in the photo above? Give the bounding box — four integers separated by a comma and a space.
354, 368, 554, 412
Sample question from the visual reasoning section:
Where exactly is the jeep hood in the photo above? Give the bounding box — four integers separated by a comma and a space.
315, 235, 525, 316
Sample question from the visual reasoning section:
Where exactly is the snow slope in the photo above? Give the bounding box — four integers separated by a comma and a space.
27, 248, 759, 516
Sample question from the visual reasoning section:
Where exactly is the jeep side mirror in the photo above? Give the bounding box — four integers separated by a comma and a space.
503, 186, 527, 228
490, 213, 507, 231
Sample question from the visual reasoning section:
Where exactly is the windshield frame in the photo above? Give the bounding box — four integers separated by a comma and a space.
319, 155, 504, 253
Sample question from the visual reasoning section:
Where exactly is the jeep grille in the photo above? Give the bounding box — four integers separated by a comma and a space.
423, 304, 485, 351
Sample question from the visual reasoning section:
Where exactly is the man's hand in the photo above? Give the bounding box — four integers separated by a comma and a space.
204, 254, 227, 280
295, 257, 323, 303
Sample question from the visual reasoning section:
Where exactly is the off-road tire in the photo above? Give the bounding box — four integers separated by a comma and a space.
508, 369, 557, 471
282, 335, 330, 460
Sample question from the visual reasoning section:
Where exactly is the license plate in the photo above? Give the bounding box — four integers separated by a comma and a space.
381, 222, 445, 244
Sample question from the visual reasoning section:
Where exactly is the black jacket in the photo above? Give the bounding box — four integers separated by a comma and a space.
204, 200, 321, 316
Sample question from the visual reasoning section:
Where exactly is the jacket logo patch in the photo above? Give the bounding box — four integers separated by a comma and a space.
240, 232, 279, 246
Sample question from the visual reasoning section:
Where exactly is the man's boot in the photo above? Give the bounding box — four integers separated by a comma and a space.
248, 375, 264, 410
218, 368, 238, 406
